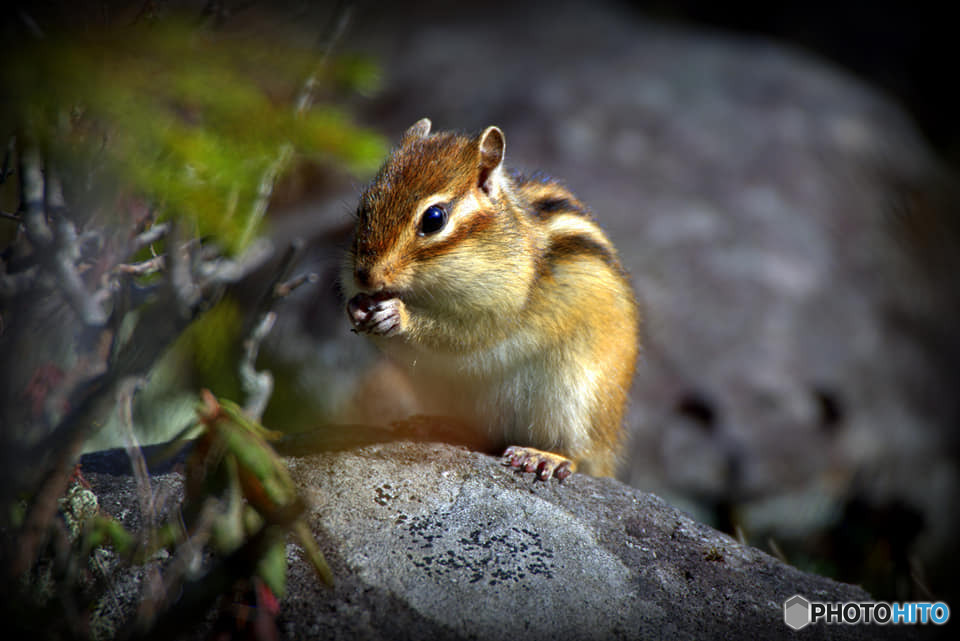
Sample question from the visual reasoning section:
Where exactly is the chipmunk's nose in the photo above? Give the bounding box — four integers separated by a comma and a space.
354, 265, 387, 292
354, 265, 372, 289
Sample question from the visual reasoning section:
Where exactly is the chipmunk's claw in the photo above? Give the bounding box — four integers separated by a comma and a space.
502, 445, 575, 481
347, 293, 403, 337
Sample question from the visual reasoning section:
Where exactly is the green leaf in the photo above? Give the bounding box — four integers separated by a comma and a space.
256, 533, 290, 599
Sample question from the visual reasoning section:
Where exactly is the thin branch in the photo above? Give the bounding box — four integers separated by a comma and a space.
229, 3, 352, 424
19, 146, 52, 247
168, 224, 201, 315
116, 255, 166, 276
239, 238, 319, 421
237, 145, 292, 251
256, 238, 305, 313
77, 229, 104, 257
239, 239, 317, 420
239, 311, 275, 421
131, 222, 170, 252
196, 237, 273, 284
0, 210, 21, 222
274, 271, 319, 298
45, 167, 66, 215
13, 147, 109, 324
114, 375, 166, 627
116, 377, 154, 531
52, 217, 109, 326
232, 2, 353, 275
295, 1, 353, 115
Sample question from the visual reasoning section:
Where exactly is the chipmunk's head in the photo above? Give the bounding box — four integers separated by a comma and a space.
345, 118, 530, 314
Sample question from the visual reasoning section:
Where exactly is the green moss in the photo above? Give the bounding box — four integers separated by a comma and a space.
2, 17, 386, 254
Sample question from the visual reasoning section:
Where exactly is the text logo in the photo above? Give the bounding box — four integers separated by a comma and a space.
784, 595, 949, 629
784, 595, 811, 630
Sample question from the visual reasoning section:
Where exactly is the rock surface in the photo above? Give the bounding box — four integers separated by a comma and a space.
83, 442, 920, 640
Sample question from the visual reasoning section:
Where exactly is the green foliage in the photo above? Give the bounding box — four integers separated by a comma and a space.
331, 53, 383, 97
2, 12, 360, 636
3, 18, 386, 253
183, 391, 333, 592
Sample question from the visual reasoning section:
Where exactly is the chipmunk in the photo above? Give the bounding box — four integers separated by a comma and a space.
343, 118, 638, 480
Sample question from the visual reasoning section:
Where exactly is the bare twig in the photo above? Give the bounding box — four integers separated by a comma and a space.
239, 239, 317, 420
274, 271, 319, 298
53, 217, 109, 325
11, 148, 108, 324
228, 2, 350, 417
232, 1, 352, 282
258, 238, 306, 311
116, 255, 166, 276
0, 210, 21, 222
295, 2, 353, 115
168, 224, 201, 315
77, 229, 104, 257
238, 146, 292, 251
114, 375, 167, 631
240, 311, 276, 421
131, 222, 170, 252
116, 377, 154, 530
767, 537, 789, 565
196, 237, 273, 284
45, 167, 66, 215
19, 146, 52, 247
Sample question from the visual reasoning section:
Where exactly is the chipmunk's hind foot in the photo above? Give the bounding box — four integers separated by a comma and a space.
502, 445, 576, 481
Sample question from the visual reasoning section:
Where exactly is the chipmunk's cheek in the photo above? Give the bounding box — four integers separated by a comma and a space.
347, 293, 404, 337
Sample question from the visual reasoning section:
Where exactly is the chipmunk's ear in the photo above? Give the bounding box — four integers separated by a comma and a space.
477, 126, 505, 196
404, 118, 432, 141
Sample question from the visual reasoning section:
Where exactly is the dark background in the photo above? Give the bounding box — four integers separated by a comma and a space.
634, 0, 958, 166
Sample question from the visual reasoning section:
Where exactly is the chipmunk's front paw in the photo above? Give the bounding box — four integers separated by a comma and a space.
347, 293, 404, 337
502, 445, 576, 481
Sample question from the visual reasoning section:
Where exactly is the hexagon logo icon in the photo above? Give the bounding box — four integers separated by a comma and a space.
784, 595, 811, 630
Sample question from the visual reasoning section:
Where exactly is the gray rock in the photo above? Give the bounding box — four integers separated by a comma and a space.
83, 443, 920, 640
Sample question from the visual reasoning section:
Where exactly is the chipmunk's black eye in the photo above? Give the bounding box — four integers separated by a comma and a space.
419, 204, 447, 235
